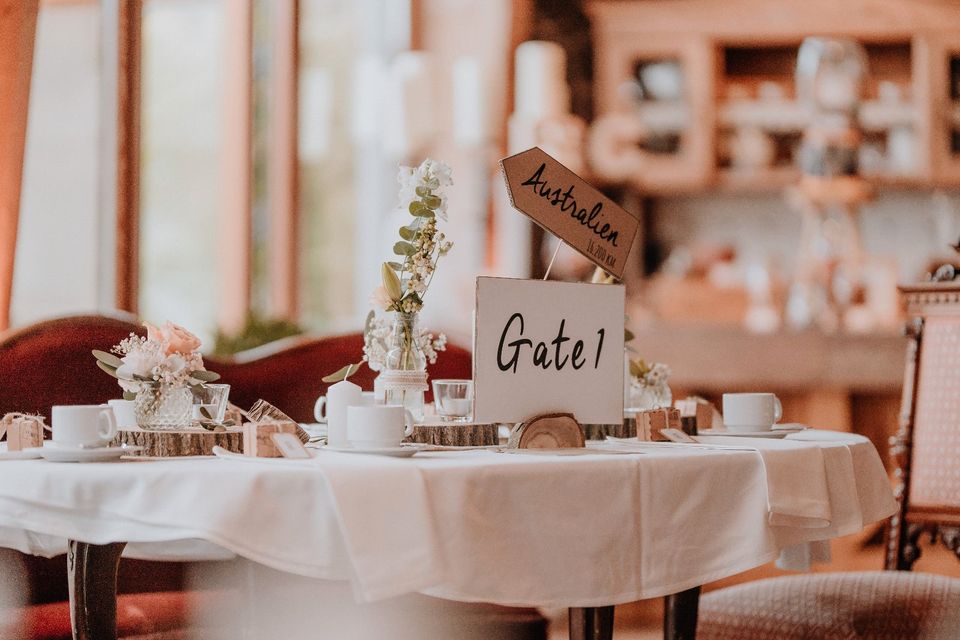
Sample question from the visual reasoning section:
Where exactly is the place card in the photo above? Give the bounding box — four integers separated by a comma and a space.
473, 277, 625, 425
271, 432, 312, 459
500, 146, 640, 279
659, 428, 699, 444
243, 420, 298, 458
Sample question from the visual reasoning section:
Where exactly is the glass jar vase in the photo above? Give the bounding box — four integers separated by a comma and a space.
381, 311, 427, 421
134, 384, 193, 430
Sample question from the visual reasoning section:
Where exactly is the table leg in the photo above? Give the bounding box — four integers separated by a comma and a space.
663, 586, 701, 640
569, 605, 615, 640
67, 540, 127, 640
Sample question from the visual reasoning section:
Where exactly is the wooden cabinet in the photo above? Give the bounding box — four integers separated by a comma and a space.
586, 0, 960, 193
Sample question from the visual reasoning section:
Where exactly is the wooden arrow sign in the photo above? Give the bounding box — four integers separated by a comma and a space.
500, 147, 639, 280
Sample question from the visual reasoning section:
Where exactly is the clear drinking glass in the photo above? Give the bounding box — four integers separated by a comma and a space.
191, 383, 231, 423
432, 379, 473, 422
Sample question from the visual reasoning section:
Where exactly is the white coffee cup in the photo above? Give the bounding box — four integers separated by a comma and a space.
315, 391, 375, 422
722, 393, 782, 432
346, 405, 414, 449
107, 399, 137, 429
51, 405, 118, 448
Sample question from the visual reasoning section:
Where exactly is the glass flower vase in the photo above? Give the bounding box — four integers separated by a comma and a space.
625, 381, 673, 414
134, 384, 193, 430
381, 311, 427, 421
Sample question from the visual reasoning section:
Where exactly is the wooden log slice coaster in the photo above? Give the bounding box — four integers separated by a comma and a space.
112, 427, 243, 457
582, 416, 637, 441
406, 420, 499, 447
508, 413, 585, 449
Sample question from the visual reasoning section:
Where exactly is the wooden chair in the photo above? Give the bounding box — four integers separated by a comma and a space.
697, 279, 960, 639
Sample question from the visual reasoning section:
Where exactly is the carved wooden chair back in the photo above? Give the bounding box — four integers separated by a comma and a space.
886, 282, 960, 569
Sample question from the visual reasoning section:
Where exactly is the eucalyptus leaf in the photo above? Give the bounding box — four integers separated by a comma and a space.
399, 226, 415, 241
123, 391, 137, 401
411, 208, 434, 218
96, 361, 119, 378
624, 328, 635, 343
409, 201, 427, 215
191, 370, 221, 382
393, 241, 415, 256
422, 195, 441, 209
92, 349, 123, 368
321, 362, 361, 384
387, 261, 403, 271
200, 406, 213, 420
415, 186, 431, 198
381, 262, 402, 300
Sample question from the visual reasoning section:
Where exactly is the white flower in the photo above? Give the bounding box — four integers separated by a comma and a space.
116, 349, 163, 380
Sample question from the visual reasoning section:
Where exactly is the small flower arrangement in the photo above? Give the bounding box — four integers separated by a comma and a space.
628, 359, 670, 388
93, 321, 220, 399
361, 312, 447, 373
371, 158, 454, 314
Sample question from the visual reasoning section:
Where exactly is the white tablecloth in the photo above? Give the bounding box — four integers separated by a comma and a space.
0, 430, 896, 608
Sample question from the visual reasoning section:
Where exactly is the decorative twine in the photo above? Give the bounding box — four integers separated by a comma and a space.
378, 369, 428, 393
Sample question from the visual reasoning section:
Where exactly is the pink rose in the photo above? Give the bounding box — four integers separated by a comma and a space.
370, 286, 394, 311
143, 321, 165, 343
162, 321, 202, 355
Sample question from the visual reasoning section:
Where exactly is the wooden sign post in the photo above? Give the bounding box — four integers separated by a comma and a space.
500, 146, 640, 280
473, 277, 625, 426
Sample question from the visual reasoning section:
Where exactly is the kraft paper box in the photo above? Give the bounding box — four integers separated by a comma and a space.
675, 397, 714, 435
0, 413, 46, 451
637, 408, 681, 442
243, 420, 298, 458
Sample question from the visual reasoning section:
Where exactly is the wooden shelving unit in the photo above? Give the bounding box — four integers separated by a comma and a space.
586, 0, 960, 194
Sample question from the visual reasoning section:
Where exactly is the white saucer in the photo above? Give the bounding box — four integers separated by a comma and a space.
40, 443, 142, 463
0, 445, 43, 460
323, 444, 418, 458
698, 426, 805, 440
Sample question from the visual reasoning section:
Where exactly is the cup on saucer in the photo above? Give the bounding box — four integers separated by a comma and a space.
722, 393, 782, 432
50, 405, 118, 448
346, 405, 413, 449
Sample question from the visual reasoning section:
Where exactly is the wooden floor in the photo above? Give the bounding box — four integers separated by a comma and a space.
548, 528, 960, 639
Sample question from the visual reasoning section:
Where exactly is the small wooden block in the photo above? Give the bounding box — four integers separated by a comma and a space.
508, 413, 585, 449
113, 427, 243, 457
407, 420, 499, 447
638, 408, 682, 442
582, 418, 637, 441
675, 397, 715, 435
243, 420, 298, 458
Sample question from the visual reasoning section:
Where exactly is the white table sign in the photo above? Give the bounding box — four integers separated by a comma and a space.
473, 276, 625, 425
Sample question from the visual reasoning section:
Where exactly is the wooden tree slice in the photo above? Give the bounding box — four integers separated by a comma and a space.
508, 413, 585, 449
582, 417, 636, 441
407, 420, 499, 447
112, 427, 243, 457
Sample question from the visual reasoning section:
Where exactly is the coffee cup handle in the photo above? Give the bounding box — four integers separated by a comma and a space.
773, 396, 783, 424
403, 409, 415, 437
98, 408, 118, 442
314, 396, 327, 422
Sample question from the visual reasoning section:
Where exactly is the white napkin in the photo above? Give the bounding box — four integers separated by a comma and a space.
694, 436, 832, 528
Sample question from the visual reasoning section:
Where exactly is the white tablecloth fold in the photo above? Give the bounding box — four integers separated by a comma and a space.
694, 436, 832, 528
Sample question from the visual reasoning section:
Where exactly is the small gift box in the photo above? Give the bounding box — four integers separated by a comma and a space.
674, 397, 715, 435
0, 413, 48, 451
637, 408, 681, 442
243, 419, 299, 458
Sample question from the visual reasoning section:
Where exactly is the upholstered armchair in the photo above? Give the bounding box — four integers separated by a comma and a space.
698, 280, 960, 639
